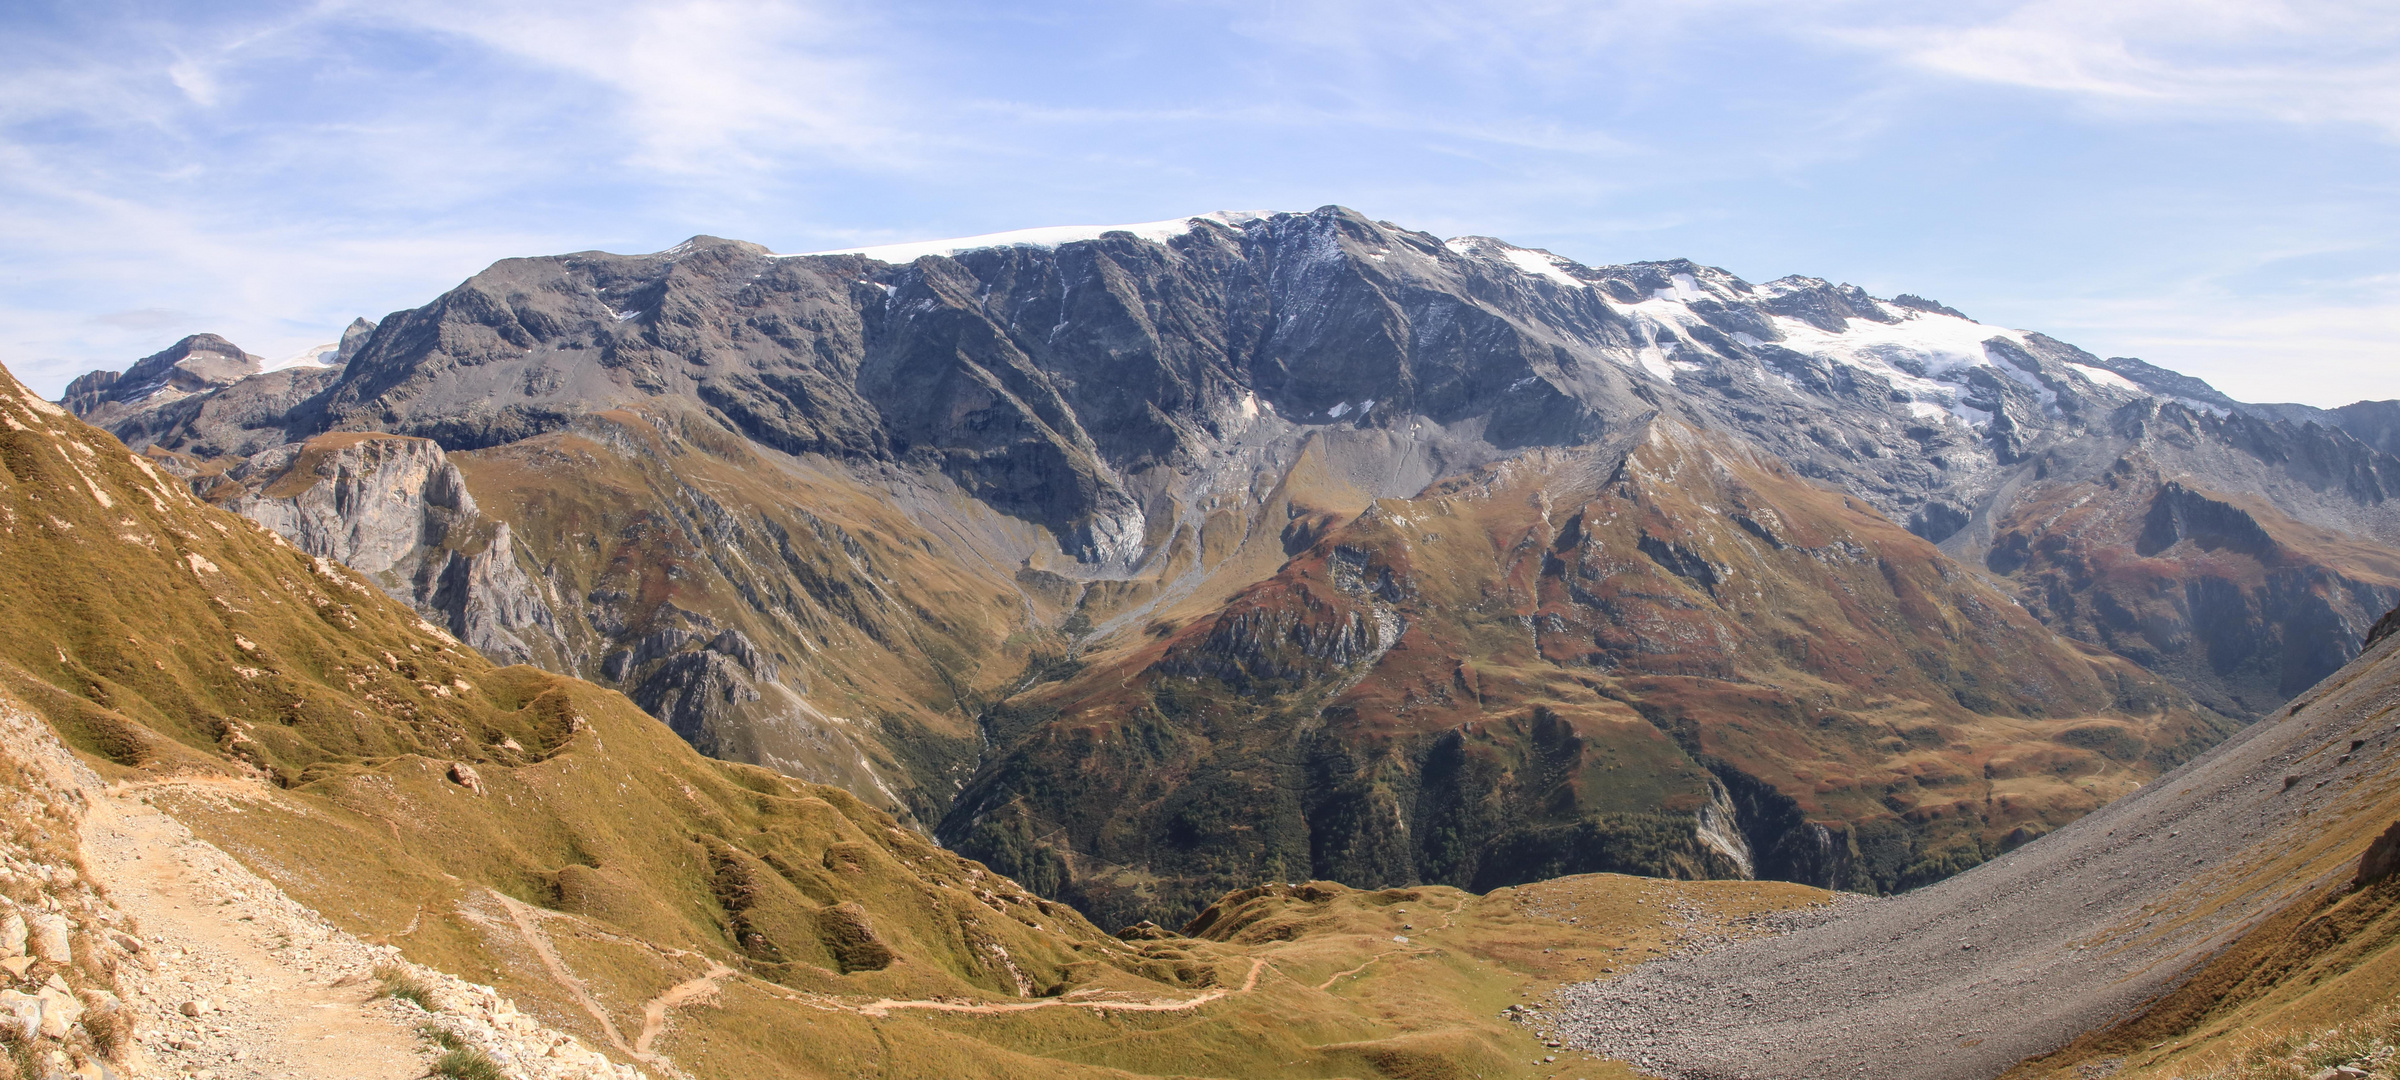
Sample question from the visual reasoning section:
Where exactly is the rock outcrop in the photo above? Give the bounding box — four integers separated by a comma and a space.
2356, 819, 2400, 887
191, 432, 568, 668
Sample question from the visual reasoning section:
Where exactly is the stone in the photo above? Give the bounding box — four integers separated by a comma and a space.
447, 762, 485, 795
27, 914, 70, 964
34, 985, 80, 1037
0, 956, 32, 977
0, 911, 23, 957
179, 998, 211, 1017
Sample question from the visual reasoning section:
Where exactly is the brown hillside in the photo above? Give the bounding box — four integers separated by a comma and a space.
1986, 449, 2400, 719
948, 417, 2228, 927
1542, 598, 2400, 1080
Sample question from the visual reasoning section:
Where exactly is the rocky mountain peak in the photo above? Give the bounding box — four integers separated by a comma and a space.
62, 333, 260, 418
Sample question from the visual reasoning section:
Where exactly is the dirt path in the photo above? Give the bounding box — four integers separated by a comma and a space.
634, 960, 737, 1057
490, 890, 643, 1060
81, 785, 430, 1080
855, 958, 1270, 1018
485, 885, 743, 1073
1314, 948, 1428, 991
1315, 894, 1466, 991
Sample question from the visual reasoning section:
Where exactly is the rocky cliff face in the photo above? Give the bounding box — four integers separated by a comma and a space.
52, 207, 2400, 923
181, 433, 570, 669
1974, 402, 2400, 718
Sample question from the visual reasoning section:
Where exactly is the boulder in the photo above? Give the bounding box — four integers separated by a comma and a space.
27, 914, 70, 964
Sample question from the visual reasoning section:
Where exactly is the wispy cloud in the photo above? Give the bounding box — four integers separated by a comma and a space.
86, 308, 202, 332
1833, 0, 2400, 136
377, 0, 912, 177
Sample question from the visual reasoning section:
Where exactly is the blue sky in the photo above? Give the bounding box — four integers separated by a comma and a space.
3, 0, 2395, 406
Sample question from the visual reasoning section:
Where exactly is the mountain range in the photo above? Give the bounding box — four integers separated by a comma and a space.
57, 205, 2400, 929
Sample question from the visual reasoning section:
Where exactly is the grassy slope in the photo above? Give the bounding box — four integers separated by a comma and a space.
0, 363, 1851, 1078
449, 404, 1041, 822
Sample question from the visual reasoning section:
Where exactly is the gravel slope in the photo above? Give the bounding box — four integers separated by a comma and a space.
1555, 627, 2400, 1080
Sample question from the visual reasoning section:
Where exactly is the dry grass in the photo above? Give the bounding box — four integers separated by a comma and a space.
373, 964, 436, 1011
2172, 1001, 2400, 1079
422, 1027, 505, 1080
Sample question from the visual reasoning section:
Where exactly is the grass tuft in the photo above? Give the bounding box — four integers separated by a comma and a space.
420, 1024, 502, 1080
84, 1005, 130, 1059
372, 963, 436, 1010
431, 1046, 506, 1080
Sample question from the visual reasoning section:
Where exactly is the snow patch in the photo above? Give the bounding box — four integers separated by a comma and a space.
259, 342, 339, 373
794, 211, 1275, 263
1445, 237, 1589, 288
2065, 363, 2141, 392
1761, 308, 2034, 425
1653, 272, 1705, 301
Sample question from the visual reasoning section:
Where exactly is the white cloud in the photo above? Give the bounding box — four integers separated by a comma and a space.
164, 58, 220, 108
1835, 0, 2400, 137
378, 0, 911, 177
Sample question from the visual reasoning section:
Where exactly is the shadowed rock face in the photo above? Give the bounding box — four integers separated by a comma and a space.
1981, 421, 2400, 719
50, 207, 2400, 923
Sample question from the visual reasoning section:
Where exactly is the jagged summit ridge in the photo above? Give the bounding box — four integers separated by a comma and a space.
793, 209, 1278, 263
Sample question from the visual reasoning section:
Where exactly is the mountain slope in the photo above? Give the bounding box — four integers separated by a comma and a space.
10, 357, 1852, 1080
1549, 599, 2400, 1080
944, 415, 2224, 926
58, 206, 2400, 919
